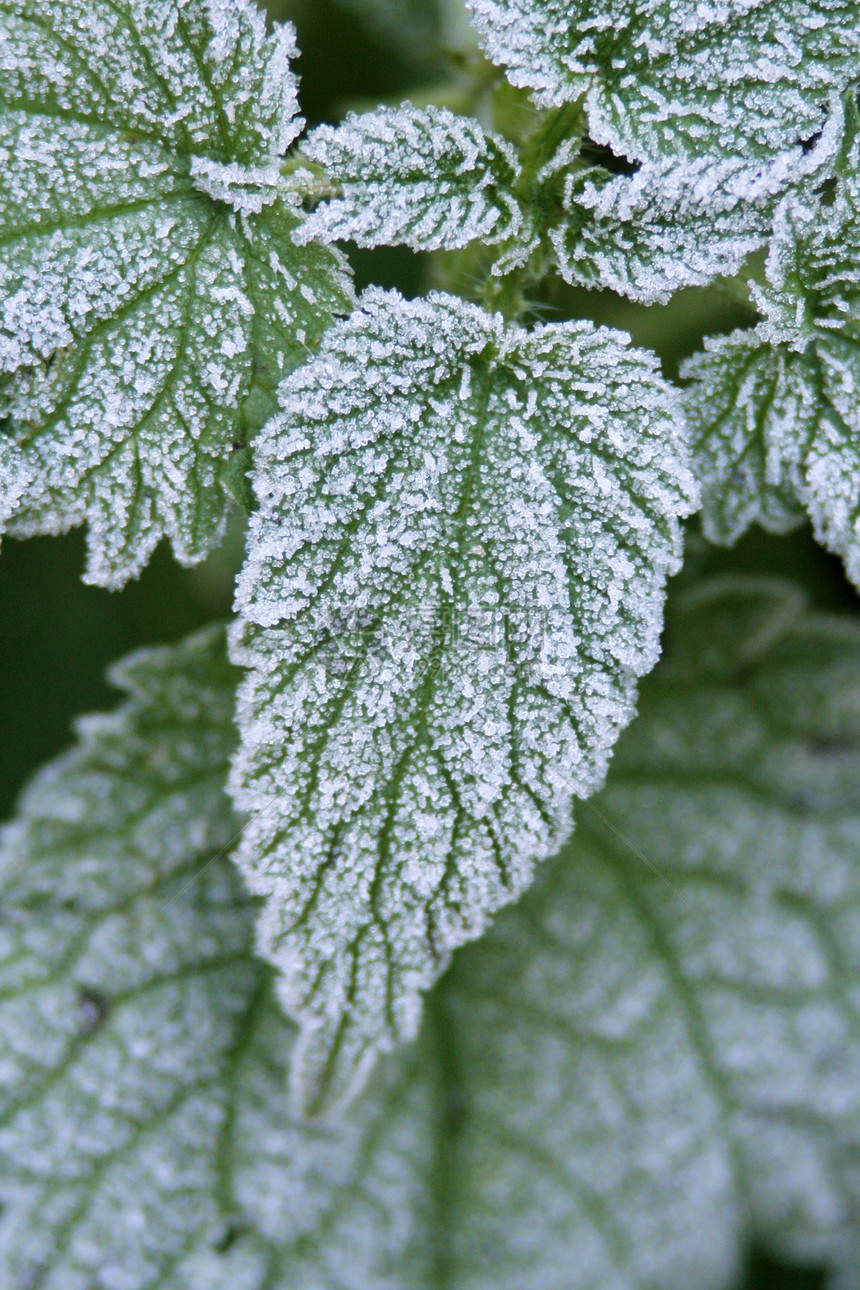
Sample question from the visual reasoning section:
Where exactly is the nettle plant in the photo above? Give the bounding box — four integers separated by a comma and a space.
4, 0, 860, 1284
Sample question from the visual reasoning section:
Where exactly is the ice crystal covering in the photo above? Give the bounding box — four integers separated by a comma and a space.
5, 581, 860, 1289
230, 286, 696, 1115
685, 134, 860, 586
553, 121, 842, 304
296, 104, 523, 254
0, 0, 352, 587
465, 0, 860, 164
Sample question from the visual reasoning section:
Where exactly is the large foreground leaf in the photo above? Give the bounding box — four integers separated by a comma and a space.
465, 0, 860, 165
685, 130, 860, 587
4, 580, 860, 1288
0, 0, 351, 587
230, 286, 695, 1114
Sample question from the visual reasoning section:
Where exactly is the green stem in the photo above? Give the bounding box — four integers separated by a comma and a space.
516, 99, 585, 190
483, 268, 527, 322
279, 156, 339, 203
478, 101, 586, 323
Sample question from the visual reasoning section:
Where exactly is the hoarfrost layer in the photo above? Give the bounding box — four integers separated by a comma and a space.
685, 130, 860, 588
231, 286, 696, 1114
0, 626, 268, 1289
295, 98, 844, 305
554, 118, 843, 304
297, 105, 523, 254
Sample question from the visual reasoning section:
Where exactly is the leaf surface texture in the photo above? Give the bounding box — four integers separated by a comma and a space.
297, 105, 523, 254
685, 131, 860, 587
465, 0, 860, 164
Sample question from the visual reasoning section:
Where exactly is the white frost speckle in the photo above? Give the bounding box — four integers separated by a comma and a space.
553, 108, 843, 303
190, 157, 285, 215
684, 130, 860, 591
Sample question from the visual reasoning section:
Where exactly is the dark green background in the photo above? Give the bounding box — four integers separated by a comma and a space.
0, 3, 853, 1284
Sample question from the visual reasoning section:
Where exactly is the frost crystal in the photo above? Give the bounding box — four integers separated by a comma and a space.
685, 130, 860, 587
466, 0, 860, 164
0, 0, 352, 587
231, 287, 696, 1114
5, 582, 860, 1289
296, 104, 523, 254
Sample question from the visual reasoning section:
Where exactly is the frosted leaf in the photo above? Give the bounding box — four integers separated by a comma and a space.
0, 0, 352, 588
552, 117, 843, 304
296, 105, 523, 254
684, 331, 810, 543
465, 0, 860, 165
7, 580, 860, 1289
0, 625, 272, 1290
685, 134, 860, 586
0, 430, 28, 532
230, 286, 696, 1115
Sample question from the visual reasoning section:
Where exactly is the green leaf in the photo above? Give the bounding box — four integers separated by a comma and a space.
294, 96, 843, 306
300, 106, 772, 302
465, 0, 860, 165
685, 132, 860, 586
552, 124, 842, 304
6, 579, 860, 1289
296, 104, 524, 254
230, 286, 696, 1114
0, 625, 272, 1288
0, 0, 352, 588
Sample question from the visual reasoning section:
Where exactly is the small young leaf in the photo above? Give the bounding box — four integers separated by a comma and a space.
0, 0, 352, 587
296, 104, 523, 254
6, 580, 860, 1289
465, 0, 860, 165
299, 103, 843, 305
552, 121, 842, 304
683, 331, 809, 545
230, 286, 696, 1115
685, 134, 860, 586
